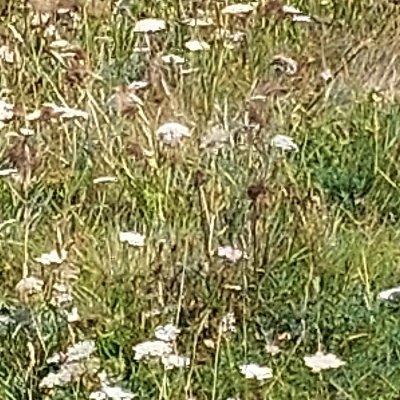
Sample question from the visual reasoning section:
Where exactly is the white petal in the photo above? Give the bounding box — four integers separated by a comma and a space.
221, 3, 254, 15
50, 39, 70, 49
154, 324, 180, 342
34, 249, 68, 265
217, 246, 243, 262
161, 354, 190, 369
282, 5, 302, 14
156, 122, 191, 144
119, 231, 145, 247
161, 54, 186, 65
93, 176, 118, 184
271, 134, 298, 151
133, 18, 166, 33
321, 69, 333, 81
239, 364, 273, 380
66, 340, 96, 362
292, 14, 312, 22
133, 340, 172, 360
304, 352, 346, 372
101, 384, 136, 399
185, 40, 210, 52
378, 287, 400, 300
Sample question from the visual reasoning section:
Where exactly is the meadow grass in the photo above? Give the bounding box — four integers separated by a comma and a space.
1, 0, 400, 399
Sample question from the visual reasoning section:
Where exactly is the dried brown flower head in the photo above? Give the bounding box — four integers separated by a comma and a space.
247, 182, 267, 202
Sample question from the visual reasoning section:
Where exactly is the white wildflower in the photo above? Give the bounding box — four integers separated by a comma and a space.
161, 354, 191, 369
239, 364, 273, 380
49, 39, 70, 49
90, 384, 135, 399
34, 249, 68, 265
271, 134, 298, 151
155, 324, 180, 342
304, 351, 346, 373
133, 340, 172, 360
292, 14, 312, 22
93, 176, 118, 184
378, 287, 400, 300
19, 128, 35, 136
47, 340, 95, 365
119, 231, 145, 247
127, 80, 149, 90
272, 55, 298, 76
217, 246, 243, 262
161, 54, 187, 65
0, 99, 14, 121
40, 360, 93, 388
185, 39, 210, 52
46, 352, 62, 365
66, 340, 96, 362
51, 105, 88, 119
282, 5, 304, 14
90, 391, 107, 400
321, 68, 333, 81
39, 369, 72, 388
133, 18, 166, 33
282, 5, 312, 22
66, 306, 80, 323
26, 103, 88, 120
221, 3, 254, 15
156, 122, 191, 145
15, 276, 44, 295
221, 312, 237, 333
0, 168, 18, 177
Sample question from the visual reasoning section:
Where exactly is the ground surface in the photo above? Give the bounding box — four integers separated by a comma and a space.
1, 1, 400, 399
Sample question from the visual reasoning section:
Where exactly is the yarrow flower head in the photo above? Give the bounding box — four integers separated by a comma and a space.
156, 122, 191, 145
89, 372, 136, 399
221, 3, 254, 15
239, 364, 273, 380
217, 246, 244, 262
47, 340, 96, 365
133, 18, 166, 33
161, 354, 190, 370
119, 231, 145, 247
161, 54, 186, 65
154, 324, 181, 342
185, 39, 210, 52
271, 134, 298, 152
34, 249, 68, 265
133, 340, 173, 360
303, 351, 346, 373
